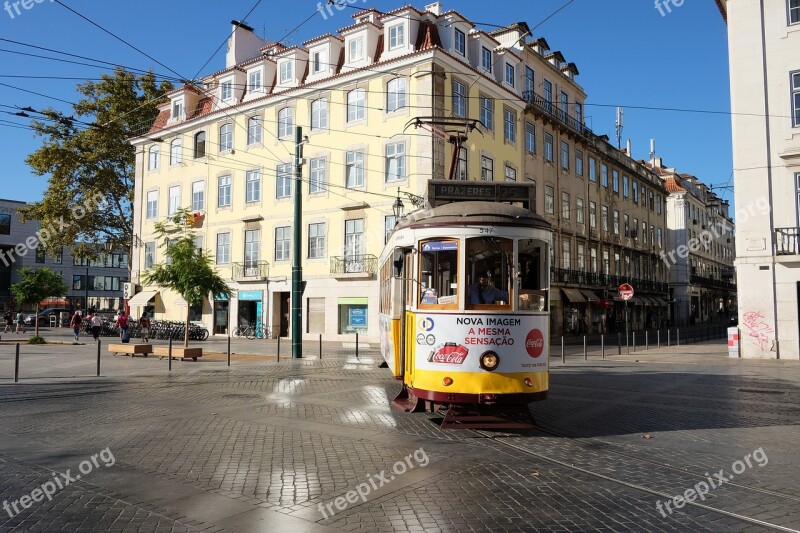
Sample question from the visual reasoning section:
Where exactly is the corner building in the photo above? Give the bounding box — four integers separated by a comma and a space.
130, 2, 668, 341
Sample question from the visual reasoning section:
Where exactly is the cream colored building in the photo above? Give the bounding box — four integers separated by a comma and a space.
719, 0, 800, 358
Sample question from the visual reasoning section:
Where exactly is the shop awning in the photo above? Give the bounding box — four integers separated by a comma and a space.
654, 297, 669, 306
128, 291, 158, 307
562, 288, 586, 303
580, 290, 600, 302
638, 295, 655, 305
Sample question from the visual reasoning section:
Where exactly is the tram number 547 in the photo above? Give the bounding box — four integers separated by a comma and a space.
479, 227, 495, 234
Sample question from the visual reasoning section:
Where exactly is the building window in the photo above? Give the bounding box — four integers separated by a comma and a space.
481, 156, 493, 181
545, 185, 554, 214
642, 221, 648, 244
452, 80, 467, 117
35, 246, 45, 263
172, 99, 183, 120
385, 142, 406, 182
245, 170, 260, 203
279, 61, 293, 83
345, 219, 365, 259
642, 186, 648, 206
480, 96, 493, 131
561, 192, 570, 220
612, 169, 620, 193
221, 80, 233, 101
623, 175, 629, 198
278, 108, 294, 138
575, 103, 583, 126
276, 163, 292, 198
633, 181, 639, 203
649, 189, 655, 210
311, 99, 328, 130
347, 89, 365, 122
792, 71, 800, 127
192, 181, 205, 211
482, 47, 492, 71
560, 141, 569, 170
247, 117, 261, 145
310, 157, 326, 193
217, 175, 231, 207
216, 233, 230, 264
454, 28, 466, 56
54, 248, 63, 265
601, 164, 608, 188
144, 242, 155, 269
244, 229, 260, 264
505, 63, 515, 87
656, 195, 663, 214
657, 227, 663, 247
248, 70, 262, 92
346, 151, 364, 188
543, 79, 552, 109
148, 145, 159, 170
385, 216, 397, 243
349, 37, 364, 61
589, 201, 597, 228
613, 210, 620, 235
312, 49, 327, 73
525, 66, 534, 94
589, 157, 597, 182
308, 223, 326, 258
190, 131, 205, 158
559, 91, 568, 121
633, 218, 639, 240
525, 122, 536, 154
146, 190, 158, 219
0, 214, 10, 235
602, 205, 609, 232
562, 240, 571, 269
576, 150, 584, 176
388, 24, 405, 49
577, 197, 585, 225
504, 109, 516, 143
169, 139, 182, 165
456, 147, 468, 180
790, 0, 800, 24
544, 133, 553, 162
219, 124, 233, 152
505, 165, 516, 182
387, 78, 407, 112
624, 213, 630, 237
168, 186, 180, 215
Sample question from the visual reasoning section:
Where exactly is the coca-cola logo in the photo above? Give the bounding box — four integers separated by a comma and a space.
429, 344, 469, 364
525, 329, 544, 358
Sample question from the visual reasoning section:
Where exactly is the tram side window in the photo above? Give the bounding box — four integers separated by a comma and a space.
519, 239, 548, 311
419, 240, 459, 307
466, 237, 512, 307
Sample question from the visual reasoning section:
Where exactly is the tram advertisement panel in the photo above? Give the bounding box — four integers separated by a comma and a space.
414, 314, 548, 373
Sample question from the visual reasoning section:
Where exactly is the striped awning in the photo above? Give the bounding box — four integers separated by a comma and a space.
562, 288, 586, 303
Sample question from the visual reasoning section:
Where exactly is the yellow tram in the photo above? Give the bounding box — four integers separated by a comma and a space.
378, 201, 553, 427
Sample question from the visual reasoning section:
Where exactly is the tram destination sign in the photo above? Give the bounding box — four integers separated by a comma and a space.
428, 180, 535, 209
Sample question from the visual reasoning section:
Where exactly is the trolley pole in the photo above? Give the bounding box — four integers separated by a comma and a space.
291, 126, 305, 359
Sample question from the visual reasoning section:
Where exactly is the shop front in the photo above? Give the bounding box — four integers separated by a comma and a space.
337, 297, 368, 335
237, 290, 263, 328
213, 293, 230, 335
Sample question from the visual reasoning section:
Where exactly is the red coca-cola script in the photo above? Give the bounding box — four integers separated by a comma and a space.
429, 343, 469, 364
525, 329, 544, 358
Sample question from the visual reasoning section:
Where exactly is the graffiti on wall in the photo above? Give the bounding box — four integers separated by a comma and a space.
742, 311, 774, 352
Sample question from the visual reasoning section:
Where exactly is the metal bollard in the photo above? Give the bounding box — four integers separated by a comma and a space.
14, 343, 19, 383
617, 333, 621, 355
583, 336, 587, 361
97, 339, 101, 377
632, 332, 636, 353
356, 332, 359, 359
667, 330, 671, 347
277, 336, 281, 362
168, 337, 172, 371
227, 335, 231, 367
319, 333, 322, 360
601, 334, 605, 359
645, 331, 649, 351
677, 329, 680, 346
658, 330, 661, 348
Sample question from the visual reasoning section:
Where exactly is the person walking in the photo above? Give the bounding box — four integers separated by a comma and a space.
139, 313, 151, 343
15, 309, 25, 334
3, 310, 12, 333
90, 312, 102, 341
117, 310, 129, 343
69, 310, 83, 342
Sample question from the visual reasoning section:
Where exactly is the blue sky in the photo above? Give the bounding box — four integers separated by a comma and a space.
0, 0, 731, 204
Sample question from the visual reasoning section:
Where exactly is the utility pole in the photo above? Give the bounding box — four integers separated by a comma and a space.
292, 126, 304, 358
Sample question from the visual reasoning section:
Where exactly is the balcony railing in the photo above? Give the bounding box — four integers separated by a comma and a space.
523, 90, 593, 138
330, 255, 378, 275
690, 275, 736, 291
775, 227, 800, 255
549, 267, 668, 293
232, 261, 269, 282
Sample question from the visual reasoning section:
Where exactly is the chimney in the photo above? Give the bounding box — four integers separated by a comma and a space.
425, 2, 442, 15
626, 139, 632, 157
226, 20, 272, 68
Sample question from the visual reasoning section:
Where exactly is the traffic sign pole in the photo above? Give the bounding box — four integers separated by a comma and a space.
618, 284, 635, 355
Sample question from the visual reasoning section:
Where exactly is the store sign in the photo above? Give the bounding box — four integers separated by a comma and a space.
349, 306, 367, 327
238, 291, 262, 301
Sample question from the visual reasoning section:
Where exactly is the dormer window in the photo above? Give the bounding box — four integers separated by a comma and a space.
388, 24, 405, 50
279, 60, 293, 84
172, 99, 184, 120
454, 29, 466, 56
505, 64, 515, 87
221, 80, 233, 101
248, 70, 262, 92
481, 47, 492, 72
349, 37, 364, 62
312, 49, 327, 73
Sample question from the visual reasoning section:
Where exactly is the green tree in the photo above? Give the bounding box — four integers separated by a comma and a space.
142, 208, 230, 347
20, 68, 173, 259
11, 268, 69, 339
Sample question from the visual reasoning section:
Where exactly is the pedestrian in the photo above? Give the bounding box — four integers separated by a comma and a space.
69, 310, 83, 342
15, 309, 25, 334
3, 310, 12, 333
117, 310, 129, 343
139, 312, 151, 343
90, 312, 102, 341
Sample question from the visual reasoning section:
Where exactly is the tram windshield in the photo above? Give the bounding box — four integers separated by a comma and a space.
466, 237, 512, 308
418, 240, 459, 307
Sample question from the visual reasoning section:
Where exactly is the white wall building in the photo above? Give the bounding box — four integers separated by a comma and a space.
719, 0, 800, 358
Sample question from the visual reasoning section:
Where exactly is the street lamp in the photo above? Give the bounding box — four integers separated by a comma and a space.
393, 188, 405, 221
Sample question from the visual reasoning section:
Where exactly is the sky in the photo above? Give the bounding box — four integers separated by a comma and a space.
0, 0, 732, 204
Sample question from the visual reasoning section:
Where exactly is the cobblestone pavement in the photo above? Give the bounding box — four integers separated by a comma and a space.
0, 340, 798, 532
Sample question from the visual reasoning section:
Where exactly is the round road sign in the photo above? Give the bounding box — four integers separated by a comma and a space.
618, 283, 634, 301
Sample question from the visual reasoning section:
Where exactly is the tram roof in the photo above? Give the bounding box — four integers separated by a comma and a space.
397, 201, 552, 231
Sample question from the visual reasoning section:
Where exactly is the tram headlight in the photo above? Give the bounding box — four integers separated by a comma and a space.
524, 377, 534, 387
442, 377, 454, 386
479, 351, 500, 371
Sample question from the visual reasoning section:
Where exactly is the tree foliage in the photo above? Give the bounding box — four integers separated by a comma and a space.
11, 267, 68, 338
20, 68, 173, 259
141, 208, 230, 346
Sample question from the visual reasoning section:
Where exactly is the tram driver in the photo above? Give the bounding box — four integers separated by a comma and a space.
469, 275, 509, 305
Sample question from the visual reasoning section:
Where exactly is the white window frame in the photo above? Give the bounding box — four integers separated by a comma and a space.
276, 163, 292, 199
146, 190, 158, 219
148, 145, 159, 171
790, 0, 800, 24
525, 122, 535, 154
792, 71, 800, 127
247, 116, 262, 145
346, 151, 365, 188
217, 175, 231, 207
560, 141, 569, 170
505, 63, 515, 87
144, 242, 155, 269
504, 109, 516, 143
387, 78, 407, 112
216, 233, 230, 264
349, 37, 364, 62
308, 223, 326, 259
505, 164, 516, 182
219, 124, 233, 152
275, 227, 291, 261
278, 108, 294, 138
452, 80, 467, 118
248, 70, 262, 92
576, 149, 584, 176
244, 229, 260, 265
544, 133, 553, 162
456, 147, 468, 180
311, 99, 328, 130
168, 185, 180, 216
481, 156, 493, 181
480, 96, 493, 131
191, 181, 205, 211
388, 24, 405, 49
172, 99, 184, 120
221, 80, 233, 101
385, 142, 406, 182
454, 28, 466, 56
577, 197, 585, 225
347, 89, 365, 122
169, 139, 182, 165
310, 157, 326, 194
562, 192, 570, 220
245, 170, 261, 203
544, 185, 554, 215
279, 60, 293, 84
312, 49, 327, 73
481, 47, 492, 72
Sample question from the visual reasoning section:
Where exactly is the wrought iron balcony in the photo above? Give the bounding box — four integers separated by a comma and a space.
330, 254, 378, 276
775, 227, 800, 255
691, 275, 736, 291
550, 267, 668, 293
232, 261, 269, 282
523, 90, 593, 138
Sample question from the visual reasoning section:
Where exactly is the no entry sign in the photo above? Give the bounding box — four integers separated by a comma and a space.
618, 283, 634, 301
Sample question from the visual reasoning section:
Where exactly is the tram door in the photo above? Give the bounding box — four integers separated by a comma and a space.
403, 250, 415, 382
